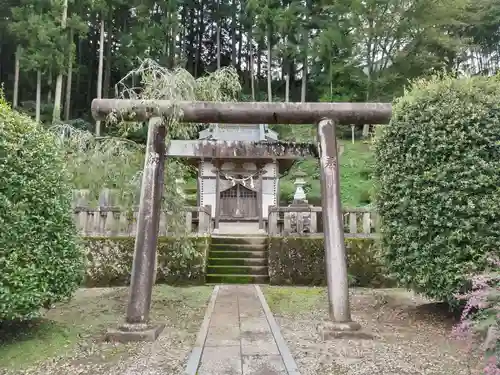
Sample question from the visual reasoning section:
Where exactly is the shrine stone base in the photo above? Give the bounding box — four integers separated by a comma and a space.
105, 323, 165, 343
317, 320, 375, 340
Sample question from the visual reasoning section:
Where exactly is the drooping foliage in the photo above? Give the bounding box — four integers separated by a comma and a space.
52, 60, 241, 263
374, 74, 500, 302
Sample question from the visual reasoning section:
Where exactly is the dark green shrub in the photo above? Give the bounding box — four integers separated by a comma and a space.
374, 75, 500, 302
0, 96, 84, 321
358, 189, 372, 204
267, 236, 393, 287
83, 236, 209, 286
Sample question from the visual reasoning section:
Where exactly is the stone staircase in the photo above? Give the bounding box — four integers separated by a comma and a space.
206, 236, 269, 284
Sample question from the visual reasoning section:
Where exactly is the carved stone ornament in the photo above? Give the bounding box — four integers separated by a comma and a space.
147, 152, 160, 166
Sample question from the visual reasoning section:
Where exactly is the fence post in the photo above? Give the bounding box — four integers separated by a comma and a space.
268, 206, 279, 235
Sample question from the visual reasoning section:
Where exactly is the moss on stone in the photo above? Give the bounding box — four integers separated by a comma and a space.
206, 274, 267, 284
83, 236, 210, 287
268, 236, 394, 287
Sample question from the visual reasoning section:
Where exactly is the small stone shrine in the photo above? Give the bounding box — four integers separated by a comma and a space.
168, 123, 312, 231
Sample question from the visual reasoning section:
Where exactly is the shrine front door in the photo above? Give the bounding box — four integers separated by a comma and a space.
219, 184, 258, 220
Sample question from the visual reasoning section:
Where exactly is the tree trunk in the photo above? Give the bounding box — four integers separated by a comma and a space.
301, 59, 307, 102
47, 69, 53, 103
216, 0, 221, 69
257, 41, 262, 78
0, 43, 2, 81
13, 45, 20, 108
237, 9, 243, 69
249, 30, 255, 100
96, 14, 105, 136
36, 70, 41, 123
169, 10, 177, 67
300, 0, 310, 103
285, 61, 290, 102
267, 28, 272, 103
194, 0, 204, 77
52, 0, 69, 123
231, 0, 237, 67
103, 12, 112, 98
64, 28, 74, 121
284, 36, 289, 102
363, 16, 375, 138
75, 38, 83, 109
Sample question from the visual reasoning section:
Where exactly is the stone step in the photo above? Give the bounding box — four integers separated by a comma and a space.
211, 236, 267, 246
208, 250, 267, 259
205, 274, 270, 284
210, 243, 266, 252
208, 257, 268, 266
206, 265, 268, 275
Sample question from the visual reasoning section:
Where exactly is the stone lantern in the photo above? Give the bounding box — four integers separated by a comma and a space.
292, 170, 308, 204
284, 169, 317, 234
175, 178, 186, 199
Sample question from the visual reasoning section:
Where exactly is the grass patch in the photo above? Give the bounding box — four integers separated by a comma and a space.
0, 320, 77, 367
0, 285, 212, 371
276, 141, 374, 207
262, 286, 326, 315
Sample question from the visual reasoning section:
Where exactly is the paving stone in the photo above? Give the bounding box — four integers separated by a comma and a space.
213, 305, 239, 315
197, 346, 242, 375
242, 355, 288, 375
209, 316, 239, 327
205, 324, 241, 346
239, 303, 265, 319
240, 317, 272, 334
241, 333, 280, 356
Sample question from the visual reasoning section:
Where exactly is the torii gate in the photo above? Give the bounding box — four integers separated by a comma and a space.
91, 99, 392, 341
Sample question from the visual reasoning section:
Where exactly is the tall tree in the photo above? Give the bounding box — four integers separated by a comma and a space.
52, 0, 68, 123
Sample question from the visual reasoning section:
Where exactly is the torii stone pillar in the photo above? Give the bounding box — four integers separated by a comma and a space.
91, 99, 391, 342
316, 119, 366, 338
105, 117, 167, 342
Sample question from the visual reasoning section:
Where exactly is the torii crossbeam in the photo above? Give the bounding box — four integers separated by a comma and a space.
91, 99, 392, 342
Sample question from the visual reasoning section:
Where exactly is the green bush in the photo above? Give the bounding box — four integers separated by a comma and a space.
84, 236, 209, 286
267, 236, 392, 287
0, 96, 84, 321
374, 75, 500, 302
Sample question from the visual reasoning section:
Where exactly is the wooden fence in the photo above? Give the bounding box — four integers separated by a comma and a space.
72, 189, 211, 236
73, 205, 212, 237
268, 206, 377, 238
72, 189, 377, 237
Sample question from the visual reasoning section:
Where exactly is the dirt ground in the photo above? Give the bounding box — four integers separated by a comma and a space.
0, 286, 213, 375
263, 286, 483, 375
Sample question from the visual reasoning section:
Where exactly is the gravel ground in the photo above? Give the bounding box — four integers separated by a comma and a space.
263, 286, 482, 375
1, 286, 213, 375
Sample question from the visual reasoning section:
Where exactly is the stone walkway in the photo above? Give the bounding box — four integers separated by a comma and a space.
184, 285, 300, 375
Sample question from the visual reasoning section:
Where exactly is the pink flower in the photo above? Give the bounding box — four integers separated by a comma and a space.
484, 356, 500, 375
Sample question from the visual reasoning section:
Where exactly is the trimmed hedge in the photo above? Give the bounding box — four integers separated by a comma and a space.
83, 236, 210, 287
0, 96, 83, 321
374, 75, 500, 302
268, 236, 392, 287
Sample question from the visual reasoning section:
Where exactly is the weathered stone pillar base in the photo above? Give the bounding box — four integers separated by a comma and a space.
317, 321, 374, 340
105, 323, 165, 343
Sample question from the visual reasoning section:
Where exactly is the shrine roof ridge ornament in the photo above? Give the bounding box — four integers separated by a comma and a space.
91, 99, 392, 125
